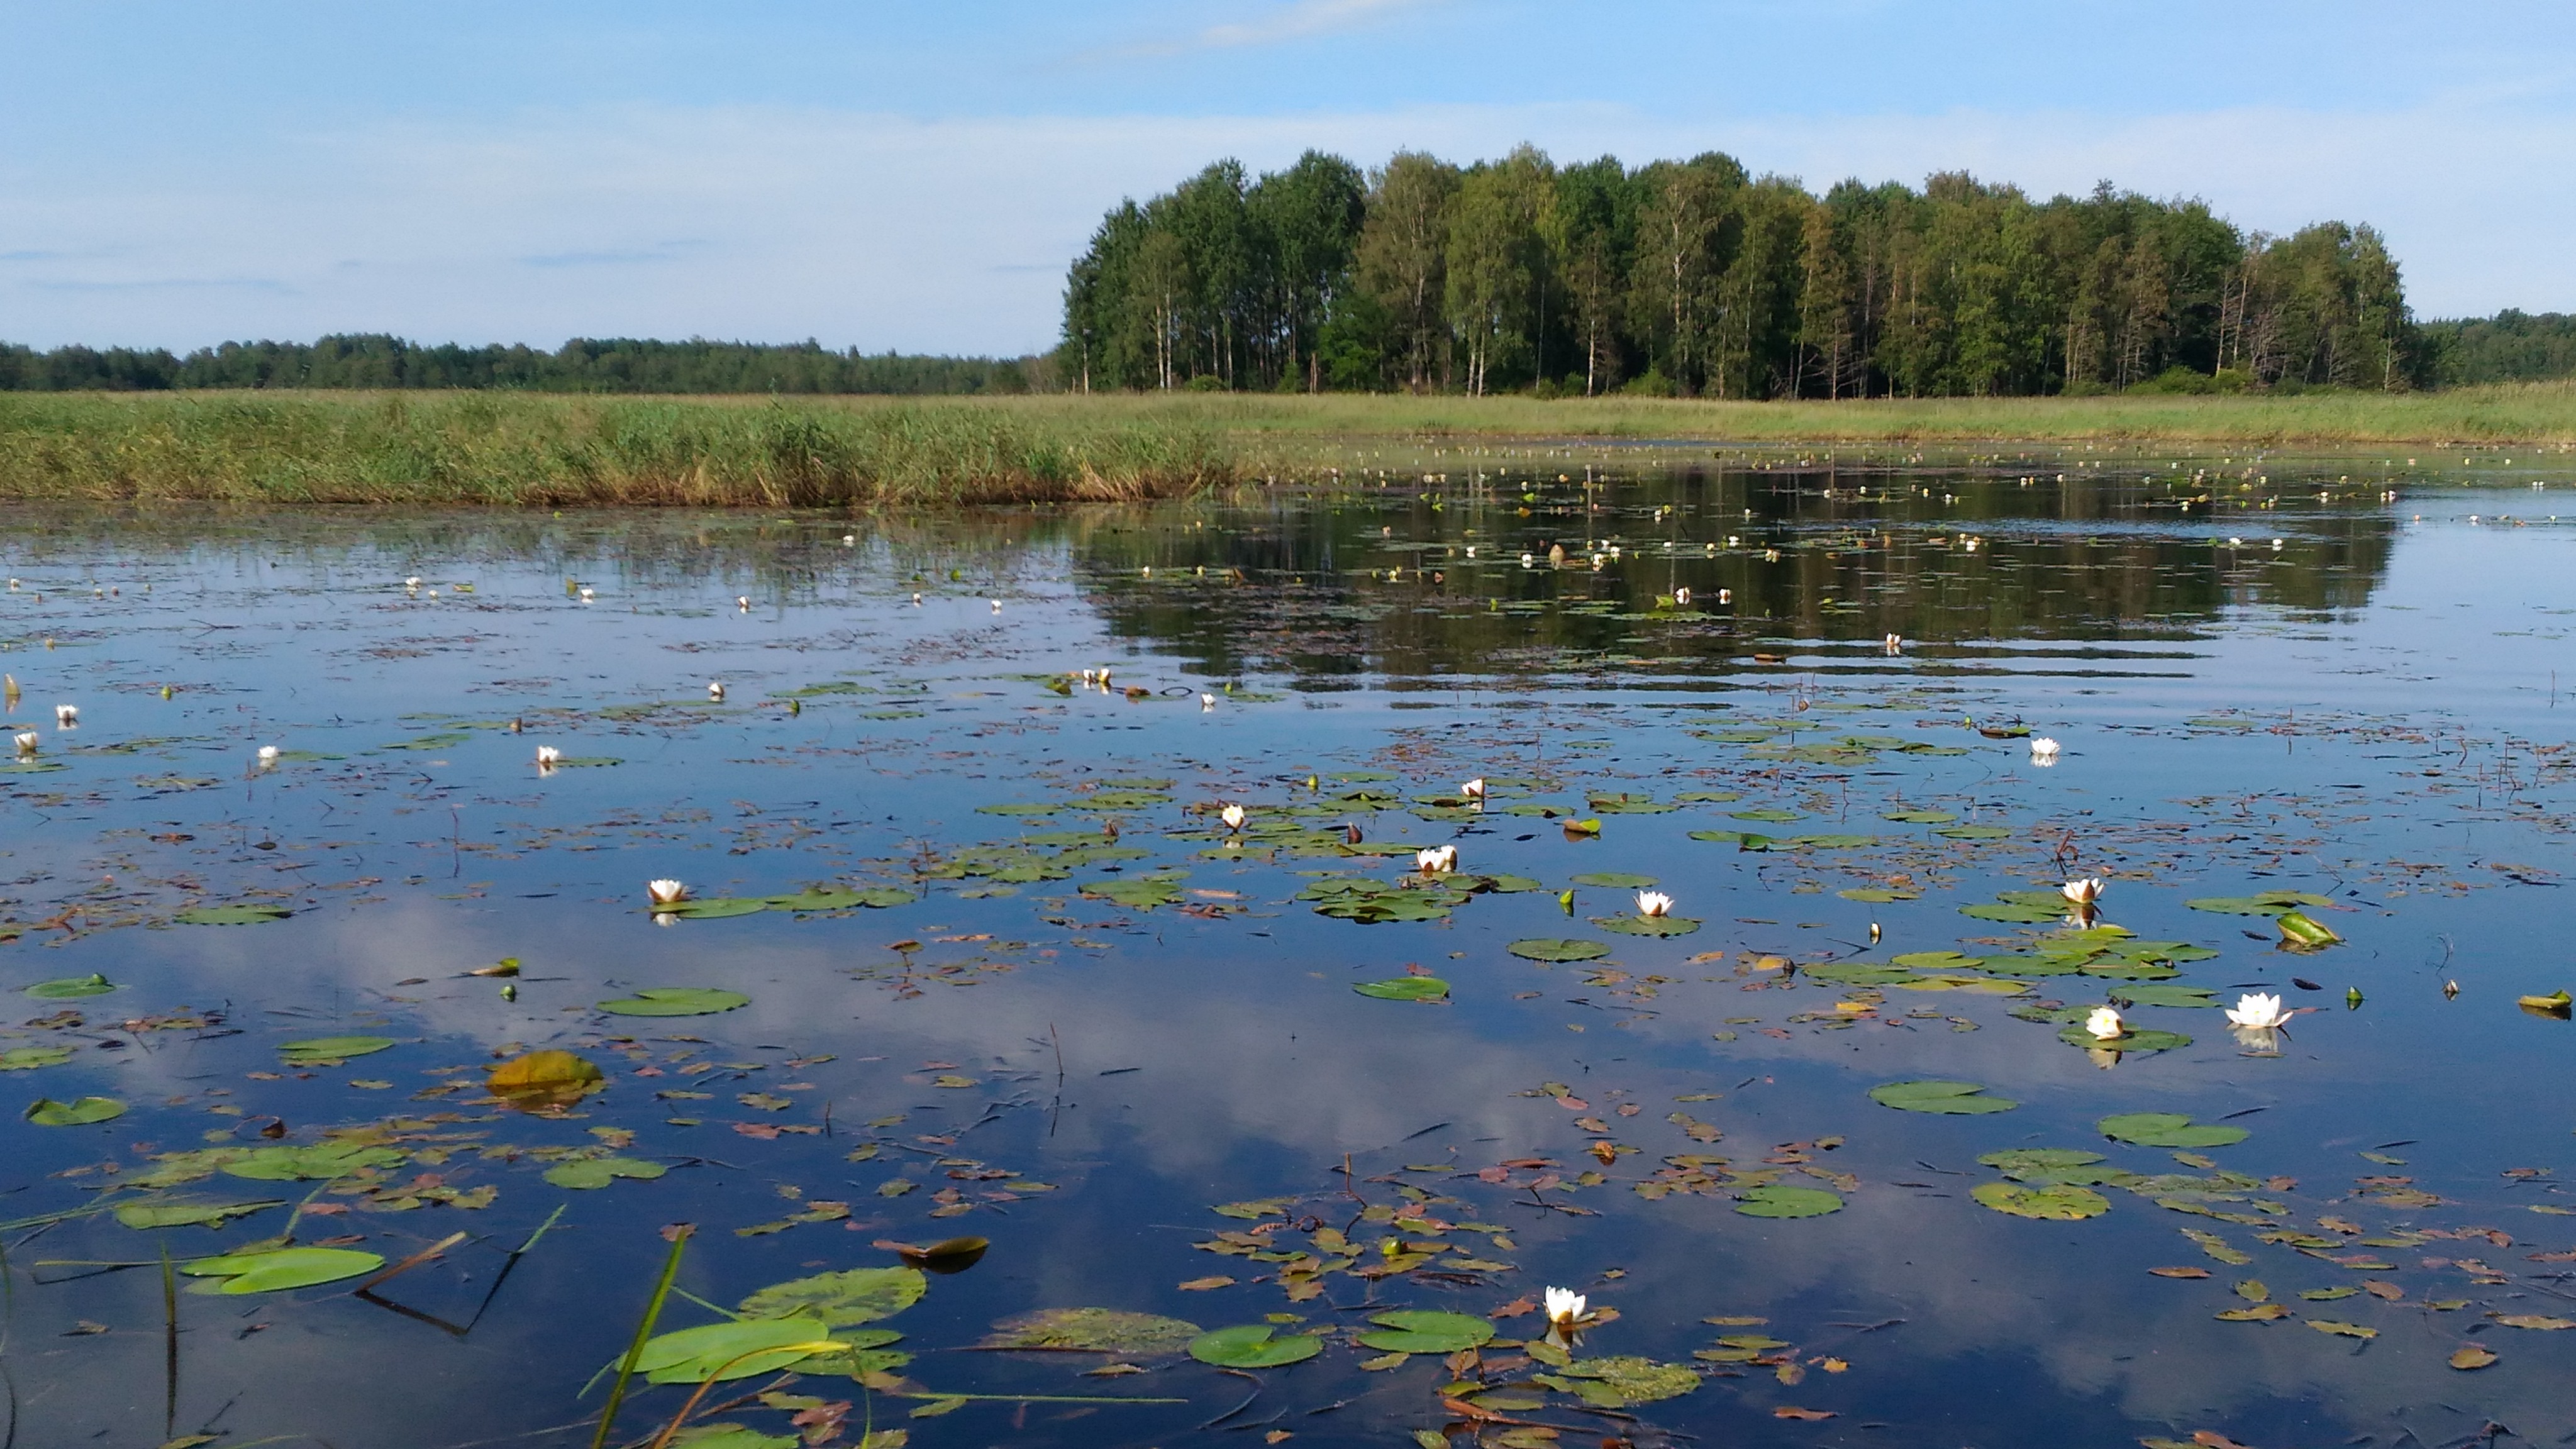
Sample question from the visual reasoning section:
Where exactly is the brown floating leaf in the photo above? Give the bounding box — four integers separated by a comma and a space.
485, 1050, 604, 1111
1177, 1276, 1235, 1291
897, 1236, 988, 1274
2490, 1313, 2576, 1330
2214, 1304, 2289, 1321
1772, 1407, 1836, 1421
2450, 1344, 2500, 1370
2149, 1267, 2212, 1279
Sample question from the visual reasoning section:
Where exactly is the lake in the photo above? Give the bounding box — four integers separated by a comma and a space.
3, 443, 2573, 1449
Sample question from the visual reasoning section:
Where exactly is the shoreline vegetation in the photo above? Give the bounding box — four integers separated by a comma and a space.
3, 387, 2573, 507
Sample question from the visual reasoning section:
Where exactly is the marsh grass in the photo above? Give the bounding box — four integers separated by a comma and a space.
5, 384, 2574, 507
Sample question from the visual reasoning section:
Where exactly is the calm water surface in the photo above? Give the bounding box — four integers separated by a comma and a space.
3, 450, 2575, 1449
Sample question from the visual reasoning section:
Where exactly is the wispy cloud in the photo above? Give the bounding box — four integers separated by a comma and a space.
1114, 0, 1441, 58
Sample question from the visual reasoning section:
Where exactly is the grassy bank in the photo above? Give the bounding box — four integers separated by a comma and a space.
4, 384, 2573, 506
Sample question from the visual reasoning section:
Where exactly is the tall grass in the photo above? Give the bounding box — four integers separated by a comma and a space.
4, 384, 2573, 507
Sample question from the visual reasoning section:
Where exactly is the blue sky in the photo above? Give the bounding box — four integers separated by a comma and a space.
3, 1, 2571, 353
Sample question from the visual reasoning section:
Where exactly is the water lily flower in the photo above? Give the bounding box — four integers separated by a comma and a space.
578, 587, 596, 602
708, 681, 725, 701
1674, 586, 1692, 605
2060, 878, 2103, 906
736, 596, 750, 611
2028, 736, 2061, 763
1416, 845, 1458, 874
1520, 552, 1536, 567
54, 704, 77, 726
1219, 804, 1247, 831
1636, 890, 1675, 917
535, 745, 562, 765
404, 576, 421, 589
257, 745, 280, 765
990, 598, 1003, 611
1545, 1286, 1587, 1333
1460, 777, 1487, 799
911, 592, 923, 605
841, 535, 856, 546
1716, 588, 1732, 604
2085, 1006, 2126, 1040
647, 879, 687, 908
1884, 633, 1904, 655
2226, 992, 2291, 1030
13, 731, 36, 755
1200, 692, 1216, 709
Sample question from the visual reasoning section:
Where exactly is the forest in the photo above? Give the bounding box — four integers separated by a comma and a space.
1058, 147, 2435, 399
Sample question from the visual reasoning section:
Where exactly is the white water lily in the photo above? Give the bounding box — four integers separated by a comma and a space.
1200, 693, 1216, 709
2060, 877, 2104, 906
2028, 735, 2061, 763
257, 745, 280, 765
1416, 845, 1458, 874
13, 731, 36, 755
578, 587, 596, 602
911, 592, 923, 605
2085, 1006, 2126, 1040
708, 681, 725, 701
647, 879, 688, 907
736, 596, 750, 611
2226, 992, 2292, 1030
54, 704, 77, 726
841, 535, 857, 546
1884, 633, 1904, 654
990, 598, 1003, 611
1716, 588, 1732, 604
1636, 890, 1675, 917
535, 745, 562, 765
1460, 777, 1487, 799
1673, 586, 1692, 605
1219, 804, 1247, 831
1545, 1286, 1587, 1331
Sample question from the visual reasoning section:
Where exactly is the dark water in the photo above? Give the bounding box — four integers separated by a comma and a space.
4, 450, 2575, 1449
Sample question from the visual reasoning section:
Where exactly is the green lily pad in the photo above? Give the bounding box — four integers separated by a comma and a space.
1585, 794, 1672, 814
2108, 985, 2223, 1009
1802, 961, 1918, 985
1838, 888, 1921, 902
1479, 874, 1546, 893
2058, 1025, 2194, 1054
278, 1036, 396, 1067
1729, 809, 1804, 823
767, 887, 915, 911
1733, 1185, 1843, 1218
1189, 1324, 1321, 1368
597, 987, 750, 1017
2097, 1113, 2250, 1148
1354, 977, 1450, 1001
1508, 938, 1612, 962
1869, 1080, 2018, 1114
1977, 1148, 2108, 1172
1962, 901, 2069, 923
25, 1095, 124, 1126
1883, 810, 1958, 824
173, 904, 293, 926
1569, 872, 1659, 889
1934, 825, 2014, 840
543, 1157, 669, 1190
221, 1143, 406, 1181
114, 1199, 284, 1230
1543, 1356, 1701, 1407
1591, 914, 1702, 937
740, 1267, 926, 1328
1356, 1310, 1495, 1353
665, 1426, 794, 1449
1079, 877, 1186, 910
635, 1316, 844, 1384
25, 973, 116, 1000
1791, 833, 1879, 849
2277, 911, 2341, 948
980, 1308, 1201, 1355
1972, 1181, 2112, 1219
0, 1046, 74, 1070
655, 898, 772, 919
182, 1246, 384, 1294
2184, 891, 2332, 916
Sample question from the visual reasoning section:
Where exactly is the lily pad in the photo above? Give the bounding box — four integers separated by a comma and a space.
25, 1095, 124, 1126
767, 887, 915, 911
221, 1143, 406, 1180
1543, 1356, 1700, 1407
182, 1246, 384, 1294
1354, 977, 1450, 1001
666, 1427, 794, 1449
543, 1157, 668, 1190
1728, 809, 1804, 823
1585, 794, 1672, 814
1934, 824, 2014, 840
1508, 938, 1611, 962
740, 1266, 926, 1327
1838, 888, 1921, 902
1189, 1323, 1321, 1368
1802, 962, 1917, 986
597, 987, 750, 1018
2185, 891, 2332, 916
2276, 911, 2341, 948
1356, 1309, 1494, 1353
488, 1050, 607, 1108
1080, 877, 1186, 910
1883, 810, 1957, 824
1733, 1185, 1843, 1218
278, 1036, 396, 1067
2108, 985, 2223, 1009
1569, 872, 1659, 888
655, 898, 772, 919
980, 1308, 1201, 1355
0, 1046, 74, 1070
1972, 1182, 2112, 1219
173, 904, 293, 926
2097, 1113, 2249, 1148
2057, 1024, 2194, 1054
1591, 914, 1702, 937
115, 1199, 283, 1230
25, 973, 116, 1000
1870, 1080, 2018, 1114
1962, 901, 2070, 924
635, 1316, 845, 1384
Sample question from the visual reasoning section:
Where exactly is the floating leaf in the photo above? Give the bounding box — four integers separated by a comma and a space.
1354, 977, 1450, 1001
666, 1426, 794, 1449
2490, 1313, 2576, 1330
488, 1050, 606, 1108
543, 1157, 667, 1190
897, 1237, 988, 1273
981, 1308, 1200, 1355
1591, 914, 1702, 937
2097, 1113, 2249, 1148
25, 1096, 124, 1126
114, 1199, 282, 1229
2108, 985, 2222, 1009
2276, 911, 2341, 949
765, 887, 916, 911
1838, 888, 1920, 902
1962, 901, 2067, 924
172, 904, 292, 926
1728, 809, 1803, 823
2450, 1344, 2500, 1370
25, 974, 116, 1000
740, 1267, 926, 1327
635, 1317, 844, 1384
1188, 1324, 1321, 1368
1080, 877, 1187, 910
1508, 938, 1611, 962
1356, 1310, 1494, 1353
0, 1046, 73, 1070
2516, 991, 2572, 1019
182, 1246, 383, 1294
2307, 1321, 2378, 1340
1734, 1185, 1843, 1218
2214, 1304, 2290, 1321
222, 1142, 404, 1180
1569, 872, 1660, 888
1972, 1182, 2111, 1219
1978, 1148, 2107, 1171
2057, 1024, 2193, 1055
1545, 1356, 1700, 1407
2185, 891, 2331, 916
597, 987, 750, 1017
1882, 810, 1957, 824
278, 1036, 396, 1067
1934, 824, 2014, 840
657, 898, 772, 919
1870, 1080, 2018, 1114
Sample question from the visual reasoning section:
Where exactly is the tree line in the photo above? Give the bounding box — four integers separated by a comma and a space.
2420, 311, 2576, 387
1059, 146, 2441, 397
0, 335, 1052, 394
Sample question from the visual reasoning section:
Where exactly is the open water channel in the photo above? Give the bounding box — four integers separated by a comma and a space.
1, 445, 2573, 1449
